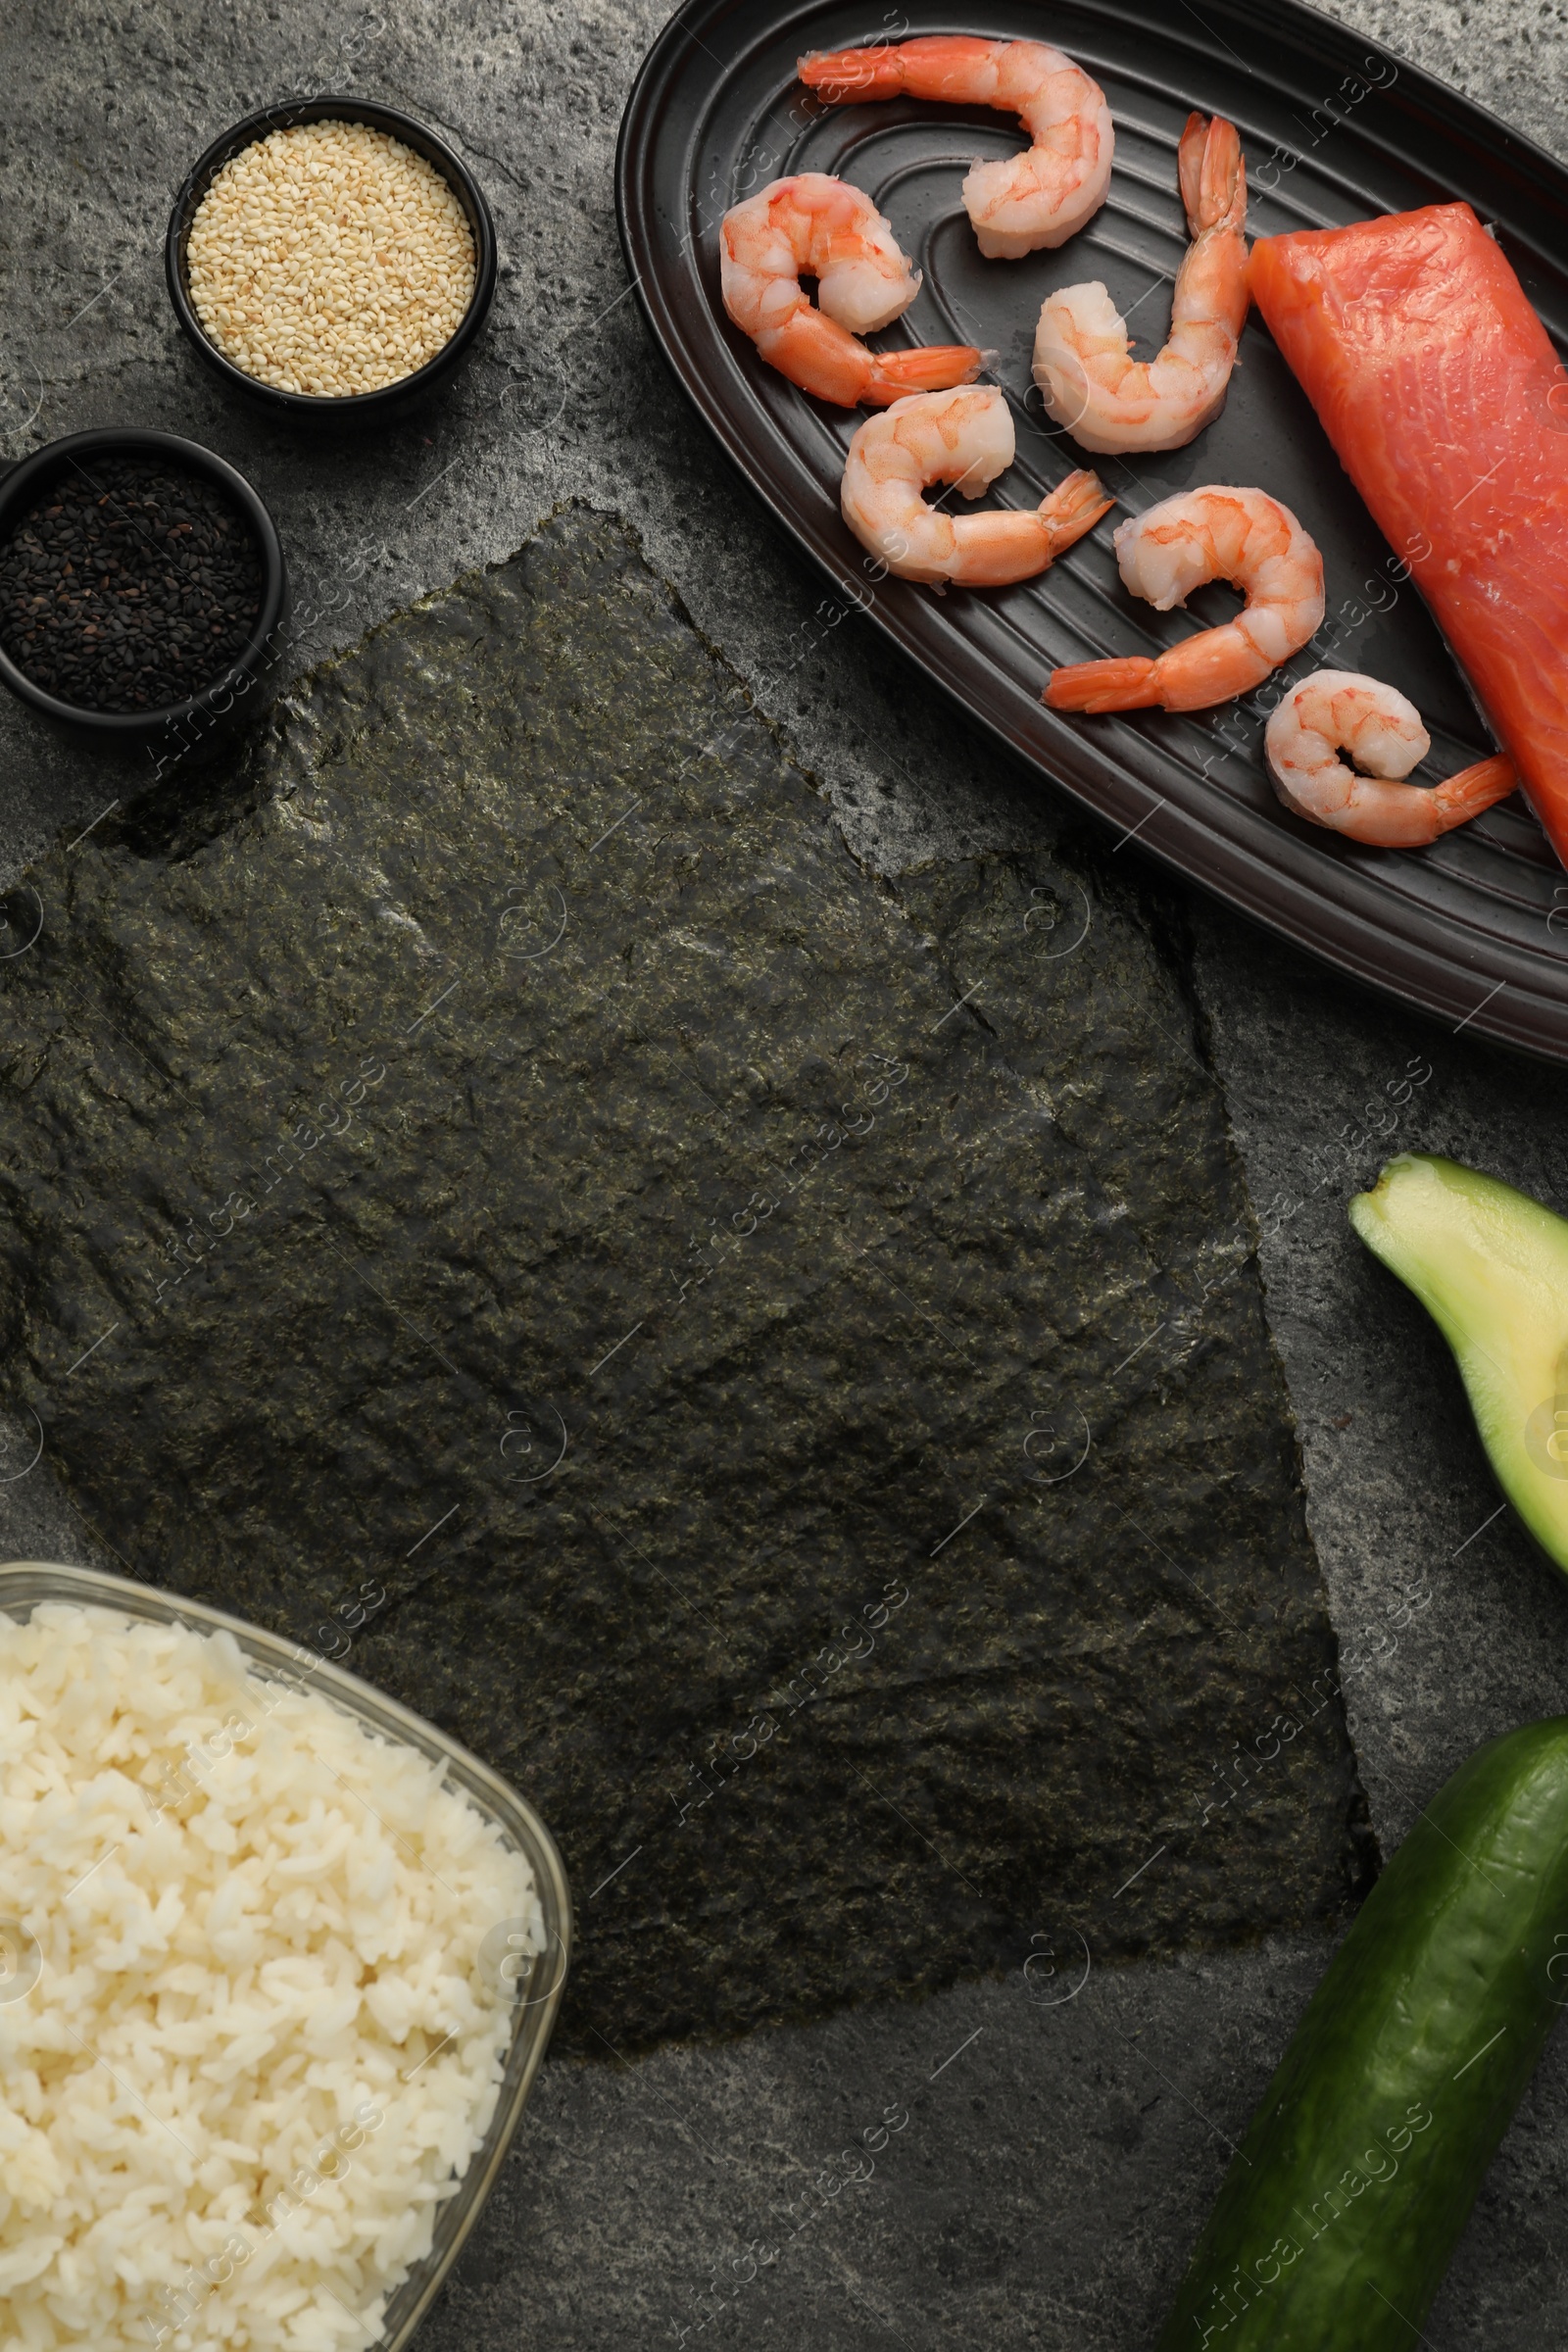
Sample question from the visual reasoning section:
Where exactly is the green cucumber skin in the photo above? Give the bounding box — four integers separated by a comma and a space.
1156, 1719, 1568, 2351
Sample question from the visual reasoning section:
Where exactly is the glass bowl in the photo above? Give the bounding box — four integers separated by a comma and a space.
0, 1557, 571, 2352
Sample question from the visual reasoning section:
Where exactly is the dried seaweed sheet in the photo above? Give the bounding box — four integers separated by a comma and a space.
0, 508, 1371, 2051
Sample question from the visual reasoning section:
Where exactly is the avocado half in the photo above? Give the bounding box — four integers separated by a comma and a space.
1348, 1154, 1568, 1575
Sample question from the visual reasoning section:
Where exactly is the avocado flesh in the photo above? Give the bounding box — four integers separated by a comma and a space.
1348, 1153, 1568, 1576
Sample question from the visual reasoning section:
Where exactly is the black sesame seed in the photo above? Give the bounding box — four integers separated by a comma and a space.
0, 457, 264, 714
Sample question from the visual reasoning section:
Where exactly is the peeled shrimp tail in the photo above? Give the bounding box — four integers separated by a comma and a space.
945, 468, 1112, 588
1041, 467, 1116, 550
1045, 628, 1281, 714
1044, 656, 1162, 713
1430, 753, 1518, 828
1178, 112, 1246, 241
754, 307, 983, 410
799, 35, 998, 103
862, 343, 989, 404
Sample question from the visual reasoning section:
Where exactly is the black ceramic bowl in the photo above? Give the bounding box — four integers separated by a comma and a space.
0, 426, 288, 753
166, 96, 497, 422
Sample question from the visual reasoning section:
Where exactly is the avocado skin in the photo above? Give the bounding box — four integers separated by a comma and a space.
1156, 1716, 1568, 2350
1348, 1152, 1568, 1576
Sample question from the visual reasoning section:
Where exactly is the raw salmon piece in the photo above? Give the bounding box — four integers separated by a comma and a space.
1250, 203, 1568, 865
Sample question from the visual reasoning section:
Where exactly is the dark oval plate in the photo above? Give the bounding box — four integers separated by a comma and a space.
616, 0, 1568, 1060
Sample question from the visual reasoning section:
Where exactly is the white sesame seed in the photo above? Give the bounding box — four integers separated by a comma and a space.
186, 119, 476, 397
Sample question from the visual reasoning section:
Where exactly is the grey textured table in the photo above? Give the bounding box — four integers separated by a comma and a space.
3, 1, 1568, 2345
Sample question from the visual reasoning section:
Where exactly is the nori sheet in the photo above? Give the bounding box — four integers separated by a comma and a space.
0, 506, 1372, 2053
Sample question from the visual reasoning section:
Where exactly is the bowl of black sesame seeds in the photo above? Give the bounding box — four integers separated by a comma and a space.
166, 96, 497, 421
0, 427, 286, 749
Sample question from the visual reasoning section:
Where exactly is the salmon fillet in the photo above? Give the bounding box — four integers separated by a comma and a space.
1250, 203, 1568, 864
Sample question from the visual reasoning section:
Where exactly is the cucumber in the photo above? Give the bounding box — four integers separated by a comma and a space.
1156, 1717, 1568, 2349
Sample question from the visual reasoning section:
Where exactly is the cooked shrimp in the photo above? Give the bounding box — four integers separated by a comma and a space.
841, 386, 1112, 587
1044, 487, 1325, 711
798, 37, 1112, 260
720, 174, 983, 409
1264, 671, 1518, 845
1033, 114, 1249, 454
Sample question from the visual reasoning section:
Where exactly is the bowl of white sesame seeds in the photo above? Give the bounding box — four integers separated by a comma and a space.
166, 96, 497, 418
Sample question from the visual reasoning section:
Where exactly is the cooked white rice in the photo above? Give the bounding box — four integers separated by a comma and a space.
0, 1603, 542, 2349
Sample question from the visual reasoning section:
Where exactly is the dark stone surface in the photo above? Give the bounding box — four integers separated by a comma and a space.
414, 1926, 1568, 2352
0, 507, 1367, 2055
417, 1939, 1340, 2352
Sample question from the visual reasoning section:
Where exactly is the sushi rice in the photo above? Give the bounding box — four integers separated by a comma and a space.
0, 1603, 540, 2349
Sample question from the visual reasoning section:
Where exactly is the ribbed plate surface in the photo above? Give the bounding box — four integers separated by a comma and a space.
616, 0, 1568, 1059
